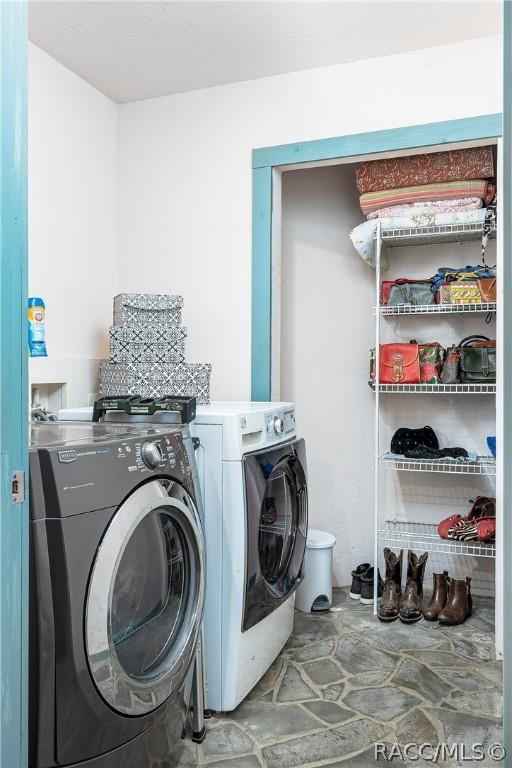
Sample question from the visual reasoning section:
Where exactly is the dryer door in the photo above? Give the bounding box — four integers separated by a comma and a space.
243, 438, 308, 630
85, 479, 205, 716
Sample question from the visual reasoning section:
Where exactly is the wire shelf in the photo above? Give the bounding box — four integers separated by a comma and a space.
371, 382, 496, 394
380, 453, 496, 476
378, 520, 496, 558
377, 302, 496, 316
376, 222, 496, 248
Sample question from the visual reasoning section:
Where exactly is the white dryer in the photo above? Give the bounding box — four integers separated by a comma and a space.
191, 402, 308, 712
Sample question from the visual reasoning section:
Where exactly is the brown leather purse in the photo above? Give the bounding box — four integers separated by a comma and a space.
477, 278, 497, 303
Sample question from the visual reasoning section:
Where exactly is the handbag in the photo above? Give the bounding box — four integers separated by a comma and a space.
390, 426, 439, 454
380, 279, 433, 306
441, 344, 460, 384
477, 278, 497, 303
431, 266, 495, 294
439, 281, 482, 305
385, 280, 434, 307
378, 343, 420, 384
458, 335, 496, 384
417, 341, 444, 383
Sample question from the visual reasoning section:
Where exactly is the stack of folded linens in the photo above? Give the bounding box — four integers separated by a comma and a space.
350, 146, 496, 267
356, 146, 495, 219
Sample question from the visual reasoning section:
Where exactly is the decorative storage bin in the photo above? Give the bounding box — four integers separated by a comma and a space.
109, 324, 187, 364
113, 293, 184, 326
100, 361, 212, 405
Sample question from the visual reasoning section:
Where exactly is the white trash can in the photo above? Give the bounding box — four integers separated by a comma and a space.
296, 529, 337, 613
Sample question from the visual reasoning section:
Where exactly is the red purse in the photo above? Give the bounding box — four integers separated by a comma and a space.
379, 343, 420, 384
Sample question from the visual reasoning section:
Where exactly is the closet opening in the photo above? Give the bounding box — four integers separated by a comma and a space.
276, 139, 501, 659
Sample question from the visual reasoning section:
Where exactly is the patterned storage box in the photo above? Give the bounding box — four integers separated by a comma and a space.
100, 361, 212, 405
113, 294, 184, 326
109, 324, 187, 364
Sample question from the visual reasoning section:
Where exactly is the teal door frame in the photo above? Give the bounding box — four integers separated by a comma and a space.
1, 3, 29, 768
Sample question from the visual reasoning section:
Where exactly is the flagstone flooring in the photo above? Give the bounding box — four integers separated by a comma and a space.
175, 589, 503, 767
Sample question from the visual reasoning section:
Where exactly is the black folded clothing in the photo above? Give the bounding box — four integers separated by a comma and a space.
404, 445, 469, 460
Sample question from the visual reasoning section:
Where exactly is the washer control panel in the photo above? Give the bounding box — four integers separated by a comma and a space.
141, 441, 164, 469
115, 434, 179, 474
265, 408, 296, 442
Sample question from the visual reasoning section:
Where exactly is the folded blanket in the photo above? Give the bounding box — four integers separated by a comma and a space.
360, 180, 495, 216
350, 208, 487, 268
356, 146, 494, 194
367, 197, 483, 220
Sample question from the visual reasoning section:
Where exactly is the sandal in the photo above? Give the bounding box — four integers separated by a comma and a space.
449, 516, 496, 543
439, 496, 495, 540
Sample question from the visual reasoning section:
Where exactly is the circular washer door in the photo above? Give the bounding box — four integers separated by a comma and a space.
85, 479, 205, 716
258, 457, 298, 585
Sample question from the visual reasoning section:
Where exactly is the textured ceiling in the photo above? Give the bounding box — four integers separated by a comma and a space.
28, 1, 501, 104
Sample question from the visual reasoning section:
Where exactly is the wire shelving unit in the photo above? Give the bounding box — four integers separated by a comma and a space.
378, 521, 496, 559
371, 382, 496, 394
372, 220, 497, 613
378, 302, 496, 316
380, 454, 496, 476
375, 221, 496, 248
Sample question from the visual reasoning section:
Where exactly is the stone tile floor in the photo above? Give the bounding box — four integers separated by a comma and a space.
175, 589, 503, 767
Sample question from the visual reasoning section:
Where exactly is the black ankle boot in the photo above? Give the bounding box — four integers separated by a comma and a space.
350, 563, 371, 600
360, 566, 384, 605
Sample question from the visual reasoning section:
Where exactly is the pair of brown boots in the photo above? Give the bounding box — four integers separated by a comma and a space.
378, 548, 428, 623
423, 571, 473, 626
378, 548, 472, 626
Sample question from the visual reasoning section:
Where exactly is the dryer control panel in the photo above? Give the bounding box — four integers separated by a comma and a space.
264, 408, 295, 443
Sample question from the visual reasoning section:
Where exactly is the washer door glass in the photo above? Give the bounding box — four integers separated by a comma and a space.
112, 512, 187, 678
258, 459, 297, 584
85, 479, 205, 716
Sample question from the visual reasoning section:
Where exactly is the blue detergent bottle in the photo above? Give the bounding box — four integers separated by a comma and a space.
28, 297, 48, 357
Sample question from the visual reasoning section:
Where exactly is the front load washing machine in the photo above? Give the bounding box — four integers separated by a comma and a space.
56, 403, 309, 714
191, 402, 308, 712
29, 421, 205, 768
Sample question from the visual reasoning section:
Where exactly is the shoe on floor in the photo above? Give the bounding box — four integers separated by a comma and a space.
349, 563, 371, 600
360, 566, 384, 605
399, 550, 428, 623
423, 571, 450, 621
378, 548, 403, 622
438, 577, 472, 626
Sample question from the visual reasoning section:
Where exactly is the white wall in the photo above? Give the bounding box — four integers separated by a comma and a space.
117, 35, 501, 401
29, 43, 118, 403
280, 164, 373, 583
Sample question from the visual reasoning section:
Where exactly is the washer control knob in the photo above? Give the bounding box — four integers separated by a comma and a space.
141, 441, 163, 469
274, 417, 284, 435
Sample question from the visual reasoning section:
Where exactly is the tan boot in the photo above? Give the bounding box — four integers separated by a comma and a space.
438, 577, 472, 626
423, 571, 450, 621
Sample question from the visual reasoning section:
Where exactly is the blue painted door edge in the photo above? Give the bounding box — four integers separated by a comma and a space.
253, 113, 503, 168
251, 167, 273, 401
251, 113, 503, 402
0, 3, 29, 768
502, 1, 511, 757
